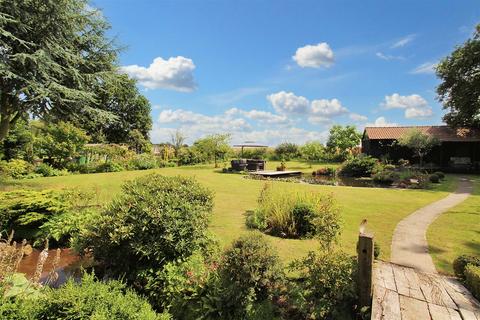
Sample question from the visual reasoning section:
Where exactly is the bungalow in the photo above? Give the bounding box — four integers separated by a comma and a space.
361, 125, 480, 172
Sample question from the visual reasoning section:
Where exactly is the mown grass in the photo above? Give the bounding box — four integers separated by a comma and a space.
428, 176, 480, 275
0, 161, 458, 263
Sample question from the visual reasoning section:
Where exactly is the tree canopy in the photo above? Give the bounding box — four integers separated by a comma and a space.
437, 24, 480, 128
326, 125, 361, 159
0, 0, 119, 141
193, 134, 231, 167
398, 129, 440, 166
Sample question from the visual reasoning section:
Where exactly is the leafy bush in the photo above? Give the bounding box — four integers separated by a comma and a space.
0, 190, 67, 241
34, 163, 69, 177
128, 153, 158, 170
77, 174, 214, 277
434, 171, 445, 179
372, 171, 400, 185
239, 147, 268, 160
429, 173, 440, 183
177, 147, 206, 165
465, 264, 480, 300
246, 184, 341, 246
339, 155, 377, 177
274, 142, 299, 161
96, 161, 125, 172
210, 234, 283, 319
0, 159, 33, 179
287, 250, 357, 319
312, 167, 336, 176
141, 250, 218, 317
374, 243, 381, 259
453, 255, 480, 279
0, 273, 168, 320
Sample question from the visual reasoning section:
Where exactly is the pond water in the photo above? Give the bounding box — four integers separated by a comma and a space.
302, 175, 385, 188
17, 248, 88, 287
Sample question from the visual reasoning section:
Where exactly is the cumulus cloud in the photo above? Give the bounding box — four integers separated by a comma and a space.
410, 62, 437, 74
349, 113, 368, 122
267, 91, 309, 114
150, 107, 329, 146
391, 34, 416, 48
293, 42, 334, 68
308, 115, 332, 125
367, 116, 398, 127
225, 108, 289, 124
121, 56, 196, 92
311, 98, 348, 116
382, 93, 433, 119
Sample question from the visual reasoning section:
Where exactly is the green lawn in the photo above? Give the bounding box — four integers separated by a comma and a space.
1, 162, 458, 263
428, 176, 480, 275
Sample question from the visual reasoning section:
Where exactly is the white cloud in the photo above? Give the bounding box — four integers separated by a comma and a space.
391, 34, 416, 48
367, 116, 398, 127
267, 91, 309, 114
376, 52, 405, 61
382, 93, 433, 119
293, 42, 334, 68
405, 107, 433, 118
349, 113, 368, 122
121, 56, 196, 92
225, 108, 289, 124
410, 62, 437, 74
308, 115, 332, 125
150, 108, 329, 146
311, 98, 348, 116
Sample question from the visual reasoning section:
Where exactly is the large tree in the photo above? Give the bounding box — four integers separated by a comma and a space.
194, 134, 231, 168
67, 74, 152, 144
437, 24, 480, 128
326, 125, 361, 159
398, 129, 440, 166
0, 0, 119, 141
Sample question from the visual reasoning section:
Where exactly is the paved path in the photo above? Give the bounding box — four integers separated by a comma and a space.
391, 177, 474, 273
372, 261, 480, 319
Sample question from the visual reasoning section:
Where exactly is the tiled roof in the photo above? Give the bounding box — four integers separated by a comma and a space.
363, 126, 480, 142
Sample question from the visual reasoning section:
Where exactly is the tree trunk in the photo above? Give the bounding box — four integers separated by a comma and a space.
0, 116, 10, 142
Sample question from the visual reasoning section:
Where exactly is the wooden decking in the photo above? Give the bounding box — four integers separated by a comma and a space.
372, 261, 480, 320
249, 170, 302, 177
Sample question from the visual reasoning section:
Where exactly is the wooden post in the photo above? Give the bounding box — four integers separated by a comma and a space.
358, 232, 374, 309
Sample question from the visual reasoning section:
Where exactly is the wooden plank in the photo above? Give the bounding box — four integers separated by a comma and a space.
428, 303, 462, 320
377, 262, 397, 291
400, 295, 430, 319
442, 278, 480, 311
391, 264, 424, 300
458, 308, 478, 320
418, 273, 457, 309
371, 285, 401, 320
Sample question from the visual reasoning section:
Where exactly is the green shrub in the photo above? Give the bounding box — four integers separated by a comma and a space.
429, 173, 440, 183
288, 250, 357, 319
247, 184, 341, 246
142, 250, 219, 317
274, 142, 299, 161
96, 161, 124, 173
33, 163, 68, 177
372, 171, 400, 185
0, 159, 33, 179
212, 234, 283, 319
339, 155, 377, 177
465, 264, 480, 300
77, 174, 214, 277
453, 255, 480, 279
0, 273, 168, 320
434, 171, 445, 179
128, 153, 158, 170
0, 190, 67, 241
312, 167, 336, 176
374, 243, 381, 259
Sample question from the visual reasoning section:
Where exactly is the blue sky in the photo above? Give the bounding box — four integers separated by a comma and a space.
93, 0, 479, 145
